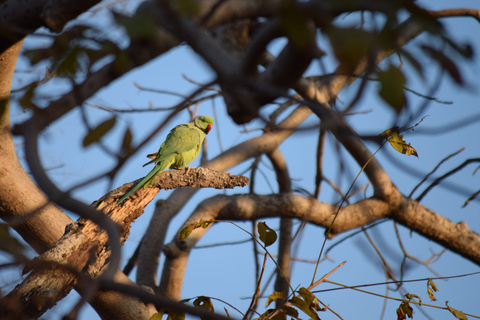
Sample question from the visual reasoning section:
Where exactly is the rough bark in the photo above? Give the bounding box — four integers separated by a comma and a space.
0, 168, 248, 319
0, 40, 72, 254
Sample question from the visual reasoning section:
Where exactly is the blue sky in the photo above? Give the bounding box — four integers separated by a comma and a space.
6, 0, 480, 319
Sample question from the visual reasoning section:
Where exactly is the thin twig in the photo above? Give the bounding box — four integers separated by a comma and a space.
311, 141, 388, 285
416, 158, 480, 202
243, 253, 268, 320
308, 261, 346, 290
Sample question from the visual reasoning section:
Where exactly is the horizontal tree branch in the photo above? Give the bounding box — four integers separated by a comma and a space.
160, 192, 480, 299
110, 167, 249, 207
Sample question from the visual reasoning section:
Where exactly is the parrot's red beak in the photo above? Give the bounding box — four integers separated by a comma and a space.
206, 123, 213, 134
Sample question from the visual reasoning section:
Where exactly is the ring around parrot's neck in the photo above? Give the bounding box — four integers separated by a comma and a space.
193, 115, 214, 134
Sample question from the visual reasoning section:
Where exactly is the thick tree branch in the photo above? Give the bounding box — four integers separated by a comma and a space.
392, 202, 480, 267
0, 168, 247, 318
159, 193, 386, 299
0, 40, 73, 254
427, 8, 480, 22
113, 167, 249, 207
156, 0, 319, 124
0, 0, 100, 53
160, 192, 480, 300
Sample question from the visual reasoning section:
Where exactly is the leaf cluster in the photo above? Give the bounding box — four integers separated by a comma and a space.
149, 296, 214, 320
396, 279, 468, 320
321, 4, 473, 114
262, 287, 325, 320
24, 24, 120, 79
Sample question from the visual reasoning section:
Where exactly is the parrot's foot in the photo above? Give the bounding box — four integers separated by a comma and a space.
184, 166, 196, 174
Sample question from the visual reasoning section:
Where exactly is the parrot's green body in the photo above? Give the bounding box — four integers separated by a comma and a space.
116, 115, 214, 205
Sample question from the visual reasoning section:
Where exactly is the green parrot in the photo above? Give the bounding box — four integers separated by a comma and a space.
116, 115, 214, 205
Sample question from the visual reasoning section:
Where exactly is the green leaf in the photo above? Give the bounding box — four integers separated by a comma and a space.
120, 127, 133, 155
396, 301, 413, 320
257, 222, 277, 247
405, 293, 422, 305
279, 0, 314, 49
18, 83, 37, 109
199, 219, 214, 228
377, 65, 407, 113
298, 287, 314, 305
83, 117, 117, 147
149, 311, 164, 320
166, 311, 185, 320
398, 48, 424, 78
288, 296, 309, 313
193, 296, 214, 320
380, 127, 418, 157
270, 310, 287, 320
23, 48, 51, 66
179, 219, 214, 240
0, 223, 27, 260
427, 287, 436, 301
193, 296, 214, 312
427, 278, 439, 301
172, 0, 200, 15
260, 309, 286, 320
288, 296, 320, 320
443, 37, 474, 59
265, 291, 285, 308
114, 11, 158, 40
327, 27, 370, 71
446, 301, 468, 320
179, 225, 194, 240
282, 305, 299, 318
54, 45, 84, 77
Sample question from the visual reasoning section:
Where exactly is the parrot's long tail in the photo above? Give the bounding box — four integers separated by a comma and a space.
116, 164, 164, 206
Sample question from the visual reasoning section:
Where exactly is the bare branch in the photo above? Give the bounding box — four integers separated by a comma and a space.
416, 158, 480, 202
409, 148, 465, 199
266, 149, 292, 305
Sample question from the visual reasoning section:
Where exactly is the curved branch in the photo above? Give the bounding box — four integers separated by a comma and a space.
161, 191, 480, 302
159, 193, 388, 299
427, 8, 480, 22
416, 158, 480, 202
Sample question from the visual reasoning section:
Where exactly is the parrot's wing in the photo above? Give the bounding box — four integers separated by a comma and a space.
149, 124, 202, 164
